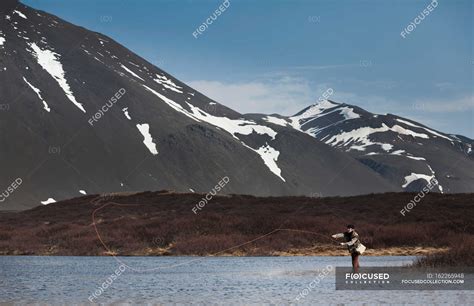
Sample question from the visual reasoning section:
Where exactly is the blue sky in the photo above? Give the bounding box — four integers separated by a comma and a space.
23, 0, 473, 137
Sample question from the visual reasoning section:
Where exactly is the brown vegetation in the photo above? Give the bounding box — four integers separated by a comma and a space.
414, 236, 474, 267
0, 191, 472, 265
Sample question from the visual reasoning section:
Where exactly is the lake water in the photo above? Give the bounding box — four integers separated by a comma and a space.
0, 256, 472, 305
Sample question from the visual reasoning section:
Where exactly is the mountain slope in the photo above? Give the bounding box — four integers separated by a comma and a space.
0, 2, 401, 210
264, 100, 474, 193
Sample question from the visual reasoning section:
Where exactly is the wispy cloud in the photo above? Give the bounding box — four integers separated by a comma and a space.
288, 64, 358, 70
187, 76, 316, 115
434, 82, 456, 91
411, 95, 474, 112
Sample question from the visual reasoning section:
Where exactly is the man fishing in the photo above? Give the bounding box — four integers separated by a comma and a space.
332, 224, 365, 272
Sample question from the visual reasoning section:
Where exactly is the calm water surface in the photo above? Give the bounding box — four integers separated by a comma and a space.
0, 256, 472, 305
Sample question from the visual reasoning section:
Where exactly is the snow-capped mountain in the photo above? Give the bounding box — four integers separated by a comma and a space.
265, 100, 474, 193
0, 1, 403, 210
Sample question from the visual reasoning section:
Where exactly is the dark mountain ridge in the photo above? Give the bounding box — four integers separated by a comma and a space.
0, 2, 402, 210
257, 99, 474, 194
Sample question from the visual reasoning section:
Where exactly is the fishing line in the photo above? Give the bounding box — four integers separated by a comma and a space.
90, 198, 345, 272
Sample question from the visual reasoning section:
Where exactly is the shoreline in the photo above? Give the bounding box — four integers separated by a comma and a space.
0, 246, 449, 257
269, 246, 449, 257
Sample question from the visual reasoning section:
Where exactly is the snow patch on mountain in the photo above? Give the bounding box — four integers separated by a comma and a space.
185, 104, 284, 180
402, 173, 435, 188
396, 118, 453, 141
136, 123, 158, 155
122, 107, 131, 120
28, 42, 85, 112
381, 143, 394, 151
391, 149, 406, 156
142, 85, 199, 122
263, 116, 288, 126
187, 103, 277, 140
289, 102, 360, 138
154, 74, 183, 93
390, 125, 429, 139
324, 123, 429, 152
365, 149, 427, 161
23, 77, 50, 112
426, 164, 443, 193
41, 198, 56, 205
254, 144, 285, 181
144, 84, 277, 140
339, 107, 360, 120
402, 163, 443, 193
405, 155, 426, 161
141, 84, 284, 180
13, 10, 27, 19
290, 100, 338, 129
97, 37, 108, 46
120, 63, 144, 81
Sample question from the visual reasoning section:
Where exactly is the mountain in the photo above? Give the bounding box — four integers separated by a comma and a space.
0, 1, 403, 210
260, 100, 474, 193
